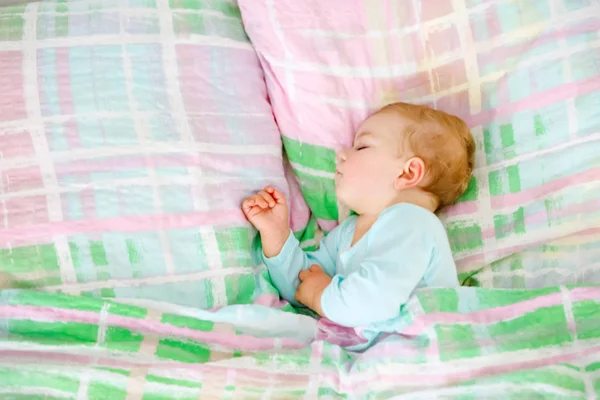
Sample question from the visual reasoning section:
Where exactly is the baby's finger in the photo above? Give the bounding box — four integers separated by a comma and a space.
241, 198, 255, 214
244, 205, 263, 219
257, 191, 275, 207
267, 187, 286, 204
309, 264, 322, 273
298, 270, 310, 282
251, 193, 268, 208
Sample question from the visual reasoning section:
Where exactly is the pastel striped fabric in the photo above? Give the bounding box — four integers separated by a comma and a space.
239, 0, 600, 288
1, 286, 599, 398
2, 1, 600, 398
0, 0, 315, 307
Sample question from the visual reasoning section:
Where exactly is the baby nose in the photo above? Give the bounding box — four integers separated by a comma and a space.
336, 148, 348, 164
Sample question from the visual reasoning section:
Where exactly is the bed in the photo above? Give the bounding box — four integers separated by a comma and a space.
1, 0, 599, 398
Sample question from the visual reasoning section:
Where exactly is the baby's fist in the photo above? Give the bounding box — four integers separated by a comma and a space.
295, 265, 331, 316
242, 186, 289, 234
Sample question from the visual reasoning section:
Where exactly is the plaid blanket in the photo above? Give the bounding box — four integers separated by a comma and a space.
239, 0, 600, 288
2, 1, 600, 398
1, 285, 599, 398
0, 0, 317, 307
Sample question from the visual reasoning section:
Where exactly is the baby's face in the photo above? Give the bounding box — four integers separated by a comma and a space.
335, 111, 410, 214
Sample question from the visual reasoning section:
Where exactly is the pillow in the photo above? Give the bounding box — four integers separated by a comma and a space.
0, 0, 305, 307
239, 0, 600, 287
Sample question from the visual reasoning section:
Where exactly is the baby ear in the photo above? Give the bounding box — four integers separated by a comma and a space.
394, 157, 426, 190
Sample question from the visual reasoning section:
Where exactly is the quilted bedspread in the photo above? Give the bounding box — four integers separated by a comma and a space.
2, 285, 600, 398
1, 0, 600, 399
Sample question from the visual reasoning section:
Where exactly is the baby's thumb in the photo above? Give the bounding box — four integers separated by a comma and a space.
309, 264, 322, 273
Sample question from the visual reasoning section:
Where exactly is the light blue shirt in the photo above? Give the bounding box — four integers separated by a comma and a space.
261, 203, 459, 349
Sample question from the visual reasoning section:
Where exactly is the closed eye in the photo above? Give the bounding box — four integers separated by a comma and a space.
355, 145, 369, 151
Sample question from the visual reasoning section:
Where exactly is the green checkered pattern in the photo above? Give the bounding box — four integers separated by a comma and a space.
1, 285, 599, 398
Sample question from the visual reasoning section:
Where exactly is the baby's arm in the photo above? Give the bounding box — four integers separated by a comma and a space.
243, 186, 344, 306
262, 227, 342, 306
319, 211, 441, 327
321, 247, 428, 326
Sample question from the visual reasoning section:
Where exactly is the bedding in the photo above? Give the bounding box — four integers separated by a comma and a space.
1, 0, 600, 398
239, 0, 600, 288
0, 0, 312, 307
1, 285, 599, 398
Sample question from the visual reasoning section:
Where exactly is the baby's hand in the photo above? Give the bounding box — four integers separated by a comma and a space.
295, 265, 332, 316
242, 186, 289, 235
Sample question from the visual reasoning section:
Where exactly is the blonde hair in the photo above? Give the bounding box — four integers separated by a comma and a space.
379, 102, 476, 209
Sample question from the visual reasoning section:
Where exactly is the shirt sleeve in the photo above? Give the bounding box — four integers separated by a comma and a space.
320, 208, 438, 327
261, 224, 344, 307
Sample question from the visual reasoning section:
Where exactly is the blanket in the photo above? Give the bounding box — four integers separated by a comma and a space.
1, 284, 599, 398
2, 1, 600, 398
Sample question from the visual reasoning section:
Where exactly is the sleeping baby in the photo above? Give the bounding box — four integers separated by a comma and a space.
242, 102, 475, 348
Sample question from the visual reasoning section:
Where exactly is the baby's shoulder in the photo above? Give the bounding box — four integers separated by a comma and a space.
377, 203, 445, 233
371, 204, 448, 252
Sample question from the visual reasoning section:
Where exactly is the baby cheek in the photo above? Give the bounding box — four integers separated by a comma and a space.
347, 156, 383, 185
347, 161, 370, 179
356, 168, 383, 189
363, 161, 395, 186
